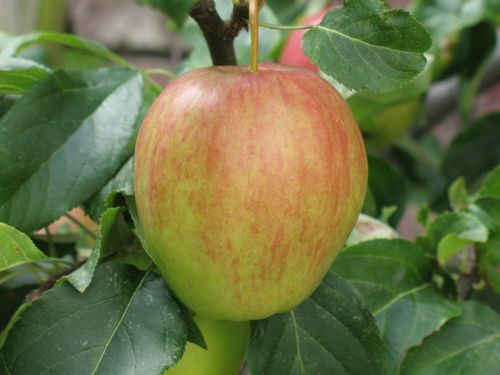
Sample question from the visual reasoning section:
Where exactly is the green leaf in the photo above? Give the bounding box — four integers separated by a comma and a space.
477, 231, 500, 292
0, 263, 186, 374
86, 84, 156, 221
0, 32, 129, 67
0, 68, 143, 232
417, 205, 431, 228
333, 239, 462, 374
0, 285, 34, 333
400, 301, 500, 375
0, 223, 47, 272
421, 212, 489, 263
86, 158, 135, 221
303, 0, 432, 92
0, 57, 50, 94
136, 0, 197, 28
470, 198, 500, 232
182, 309, 207, 350
478, 165, 500, 200
247, 271, 387, 375
455, 21, 497, 121
443, 113, 500, 187
411, 0, 496, 43
448, 177, 468, 211
63, 207, 132, 292
367, 156, 408, 227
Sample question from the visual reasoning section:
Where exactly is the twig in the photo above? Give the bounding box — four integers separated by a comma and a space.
189, 0, 247, 66
64, 213, 98, 240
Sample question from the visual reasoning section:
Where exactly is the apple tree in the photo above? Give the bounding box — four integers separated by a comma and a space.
1, 0, 500, 374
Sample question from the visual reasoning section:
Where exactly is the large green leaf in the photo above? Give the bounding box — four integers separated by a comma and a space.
0, 68, 143, 232
400, 301, 500, 375
0, 57, 50, 94
0, 223, 47, 272
247, 271, 387, 375
0, 263, 186, 374
303, 0, 432, 92
333, 239, 462, 374
86, 84, 156, 221
136, 0, 198, 28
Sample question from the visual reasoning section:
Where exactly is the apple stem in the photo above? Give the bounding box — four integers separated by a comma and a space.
259, 21, 314, 31
250, 0, 259, 72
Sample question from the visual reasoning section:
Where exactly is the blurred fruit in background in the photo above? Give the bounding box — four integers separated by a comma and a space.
278, 7, 329, 71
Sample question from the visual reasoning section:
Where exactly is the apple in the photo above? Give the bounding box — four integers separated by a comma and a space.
346, 214, 400, 247
361, 98, 421, 149
134, 64, 368, 320
165, 315, 250, 375
279, 8, 329, 71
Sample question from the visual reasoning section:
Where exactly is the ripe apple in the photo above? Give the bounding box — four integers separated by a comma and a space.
134, 64, 368, 320
165, 315, 250, 375
279, 8, 329, 71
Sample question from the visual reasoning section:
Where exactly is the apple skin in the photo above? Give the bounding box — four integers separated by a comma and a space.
279, 9, 328, 71
165, 316, 250, 375
134, 64, 368, 321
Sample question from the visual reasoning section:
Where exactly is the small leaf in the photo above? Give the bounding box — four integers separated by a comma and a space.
247, 271, 387, 375
303, 0, 432, 92
469, 198, 500, 233
417, 205, 430, 228
0, 68, 143, 232
0, 263, 187, 374
448, 177, 468, 211
478, 165, 500, 200
0, 222, 47, 272
63, 207, 132, 292
182, 308, 207, 350
421, 212, 489, 262
333, 239, 462, 374
0, 57, 50, 94
86, 158, 135, 221
400, 301, 500, 375
136, 0, 197, 28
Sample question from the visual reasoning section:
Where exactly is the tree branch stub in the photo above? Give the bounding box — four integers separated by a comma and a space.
190, 0, 248, 66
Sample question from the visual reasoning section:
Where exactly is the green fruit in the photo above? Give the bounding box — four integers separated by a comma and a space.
166, 316, 250, 375
362, 98, 422, 149
134, 64, 368, 320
